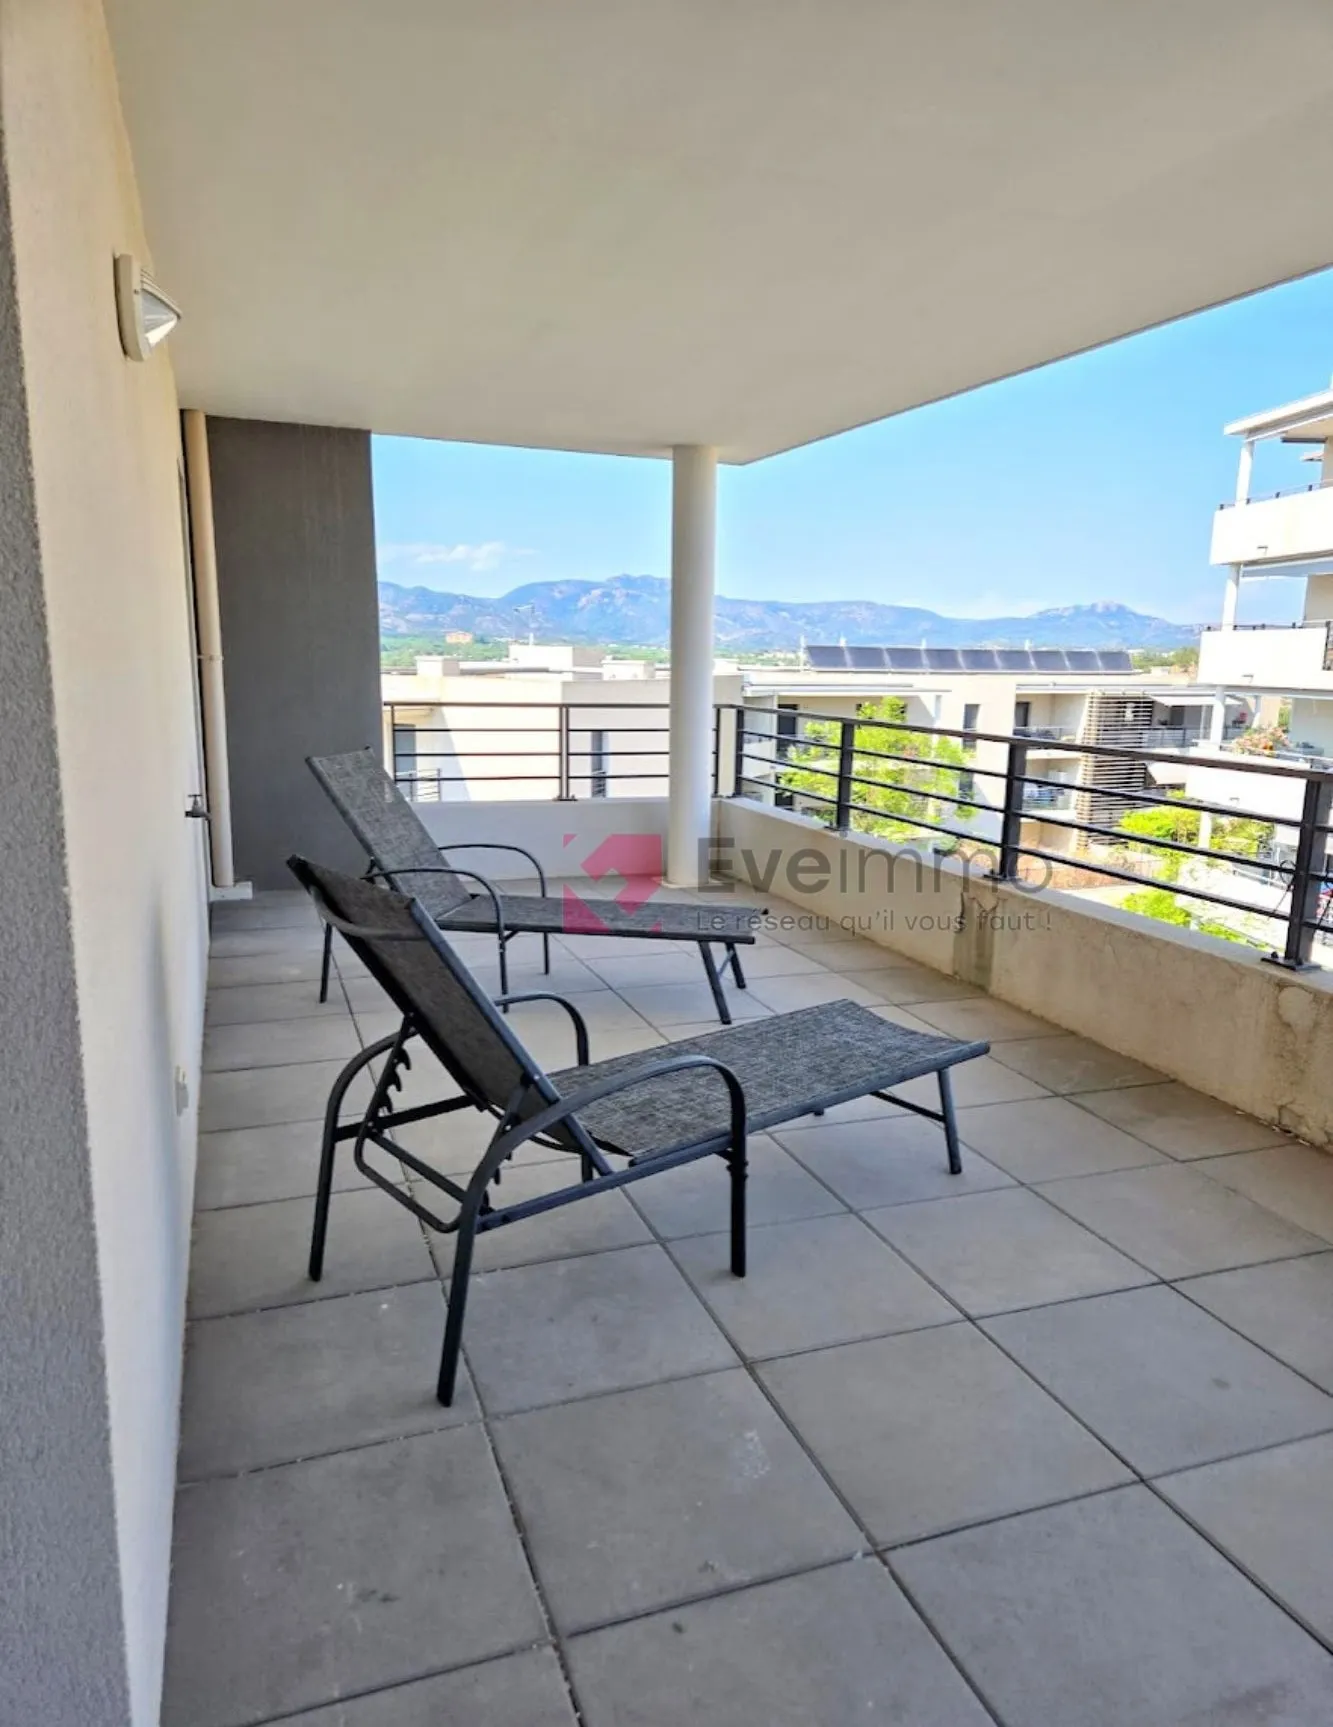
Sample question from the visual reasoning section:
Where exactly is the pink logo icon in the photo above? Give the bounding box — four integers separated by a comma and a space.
562, 832, 664, 933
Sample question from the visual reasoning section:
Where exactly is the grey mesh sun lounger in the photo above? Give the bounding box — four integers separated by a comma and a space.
308, 748, 760, 1022
289, 856, 990, 1407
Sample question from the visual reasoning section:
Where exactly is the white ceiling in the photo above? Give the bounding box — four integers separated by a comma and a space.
106, 0, 1333, 463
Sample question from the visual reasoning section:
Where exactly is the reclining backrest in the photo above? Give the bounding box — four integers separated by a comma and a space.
289, 855, 575, 1143
307, 748, 471, 916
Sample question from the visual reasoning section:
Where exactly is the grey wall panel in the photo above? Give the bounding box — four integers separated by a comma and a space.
207, 418, 381, 887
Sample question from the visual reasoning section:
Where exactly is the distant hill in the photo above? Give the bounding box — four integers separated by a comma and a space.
378, 576, 1197, 652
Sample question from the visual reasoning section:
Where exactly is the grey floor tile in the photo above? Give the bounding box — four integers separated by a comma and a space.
1192, 1142, 1333, 1241
1159, 1432, 1333, 1642
279, 1648, 577, 1726
890, 1054, 1049, 1109
209, 949, 326, 988
188, 1189, 436, 1318
430, 1158, 652, 1276
1179, 1253, 1333, 1393
1037, 1162, 1325, 1278
194, 1118, 376, 1210
775, 1113, 1014, 1209
210, 926, 326, 959
567, 1559, 993, 1727
203, 1015, 362, 1073
463, 1243, 736, 1415
913, 997, 1061, 1041
743, 972, 882, 1014
199, 1057, 374, 1133
718, 942, 830, 979
867, 1187, 1154, 1317
892, 1485, 1333, 1727
627, 1135, 844, 1239
161, 1427, 544, 1727
205, 981, 349, 1025
1073, 1080, 1291, 1160
586, 949, 720, 987
613, 980, 770, 1026
991, 1033, 1164, 1095
670, 1212, 957, 1357
954, 1096, 1167, 1182
759, 1324, 1128, 1544
854, 965, 981, 1004
984, 1284, 1333, 1474
494, 1369, 861, 1631
179, 1283, 475, 1478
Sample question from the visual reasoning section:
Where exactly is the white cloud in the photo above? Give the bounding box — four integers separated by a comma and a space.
377, 540, 530, 574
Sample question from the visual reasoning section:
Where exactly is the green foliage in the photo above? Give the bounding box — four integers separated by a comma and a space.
380, 634, 507, 667
778, 696, 974, 842
1121, 888, 1257, 946
1131, 645, 1199, 675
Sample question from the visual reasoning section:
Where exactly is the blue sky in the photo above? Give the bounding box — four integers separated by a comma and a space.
373, 268, 1333, 626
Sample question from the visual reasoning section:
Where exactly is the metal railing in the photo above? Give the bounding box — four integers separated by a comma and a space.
384, 700, 725, 803
729, 704, 1333, 969
1216, 479, 1333, 509
381, 697, 1333, 968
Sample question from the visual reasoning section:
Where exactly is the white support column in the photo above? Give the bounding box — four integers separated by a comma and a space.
1221, 565, 1241, 630
1197, 691, 1229, 851
1235, 437, 1255, 505
183, 409, 237, 890
667, 445, 718, 887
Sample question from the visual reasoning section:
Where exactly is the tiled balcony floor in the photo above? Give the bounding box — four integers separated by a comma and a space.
166, 885, 1333, 1726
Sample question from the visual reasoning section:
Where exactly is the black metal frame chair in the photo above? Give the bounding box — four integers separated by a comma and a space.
307, 748, 758, 1020
290, 857, 990, 1407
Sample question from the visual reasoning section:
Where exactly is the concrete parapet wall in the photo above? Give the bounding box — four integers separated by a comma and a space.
715, 799, 1333, 1147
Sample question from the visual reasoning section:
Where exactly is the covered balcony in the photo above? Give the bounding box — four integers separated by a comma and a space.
177, 868, 1333, 1726
8, 4, 1333, 1726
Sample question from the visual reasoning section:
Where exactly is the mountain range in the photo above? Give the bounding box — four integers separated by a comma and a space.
379, 575, 1197, 652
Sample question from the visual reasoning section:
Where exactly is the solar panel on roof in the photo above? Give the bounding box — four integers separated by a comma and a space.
1031, 650, 1067, 672
806, 644, 850, 668
960, 648, 999, 671
884, 647, 927, 670
1064, 650, 1100, 672
806, 643, 1141, 675
1098, 650, 1134, 672
996, 649, 1029, 670
847, 645, 888, 669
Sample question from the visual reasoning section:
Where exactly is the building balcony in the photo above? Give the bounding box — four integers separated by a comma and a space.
1210, 482, 1333, 568
1198, 620, 1333, 690
165, 783, 1333, 1726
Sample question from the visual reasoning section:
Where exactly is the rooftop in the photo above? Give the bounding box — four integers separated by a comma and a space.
169, 884, 1333, 1726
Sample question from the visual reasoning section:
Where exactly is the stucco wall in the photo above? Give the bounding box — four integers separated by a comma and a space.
209, 417, 382, 887
1, 2, 209, 1722
716, 798, 1333, 1146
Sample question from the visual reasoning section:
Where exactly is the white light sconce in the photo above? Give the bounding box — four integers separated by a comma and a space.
115, 253, 181, 360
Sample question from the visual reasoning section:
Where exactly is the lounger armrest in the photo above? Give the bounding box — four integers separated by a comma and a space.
439, 841, 548, 897
493, 991, 589, 1065
473, 1054, 747, 1192
368, 863, 507, 934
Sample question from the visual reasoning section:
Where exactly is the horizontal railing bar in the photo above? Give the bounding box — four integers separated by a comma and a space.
734, 707, 1333, 782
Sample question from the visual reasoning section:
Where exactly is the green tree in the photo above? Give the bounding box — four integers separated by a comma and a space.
778, 696, 974, 843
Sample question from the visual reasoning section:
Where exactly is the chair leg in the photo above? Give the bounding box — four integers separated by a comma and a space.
318, 920, 334, 1004
542, 932, 551, 975
309, 1042, 384, 1278
938, 1067, 963, 1175
726, 942, 747, 990
497, 930, 510, 1005
699, 943, 732, 1024
437, 1213, 478, 1407
729, 1139, 748, 1277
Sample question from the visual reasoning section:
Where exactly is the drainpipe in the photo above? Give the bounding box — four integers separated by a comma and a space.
183, 409, 236, 890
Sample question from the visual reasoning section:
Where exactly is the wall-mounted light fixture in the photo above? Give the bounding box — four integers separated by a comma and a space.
114, 253, 181, 360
